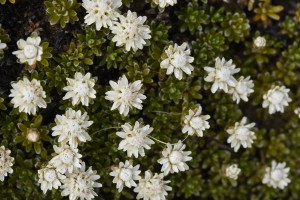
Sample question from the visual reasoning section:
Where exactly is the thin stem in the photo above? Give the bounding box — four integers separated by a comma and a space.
92, 127, 120, 135
148, 135, 169, 145
151, 111, 181, 115
148, 135, 190, 146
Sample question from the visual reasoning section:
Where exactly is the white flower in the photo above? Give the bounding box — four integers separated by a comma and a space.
294, 107, 300, 118
82, 0, 122, 31
63, 72, 96, 106
204, 57, 240, 93
110, 10, 151, 52
229, 76, 254, 104
157, 141, 192, 176
153, 0, 177, 8
254, 36, 266, 48
9, 77, 47, 115
27, 128, 40, 142
226, 117, 256, 152
109, 160, 141, 192
225, 164, 241, 180
49, 144, 82, 174
105, 75, 146, 116
12, 35, 43, 65
116, 121, 154, 158
0, 146, 14, 181
160, 42, 194, 80
52, 108, 93, 148
134, 170, 172, 200
262, 85, 291, 114
182, 105, 210, 137
61, 162, 102, 200
38, 165, 66, 194
262, 161, 290, 189
0, 39, 7, 54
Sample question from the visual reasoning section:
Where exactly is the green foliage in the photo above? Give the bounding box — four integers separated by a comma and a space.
176, 3, 209, 34
44, 0, 81, 28
1, 0, 300, 199
221, 12, 250, 42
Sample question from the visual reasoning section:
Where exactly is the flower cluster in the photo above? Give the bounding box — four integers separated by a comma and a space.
12, 35, 43, 66
160, 42, 194, 80
9, 77, 47, 115
262, 161, 290, 189
204, 57, 254, 104
182, 105, 210, 137
262, 85, 291, 114
0, 146, 14, 181
63, 72, 96, 106
105, 75, 146, 116
52, 108, 93, 148
226, 117, 256, 152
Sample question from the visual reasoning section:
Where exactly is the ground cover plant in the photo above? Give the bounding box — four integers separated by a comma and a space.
0, 0, 300, 199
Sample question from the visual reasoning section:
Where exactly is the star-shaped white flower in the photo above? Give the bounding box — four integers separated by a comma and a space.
0, 146, 14, 182
225, 164, 241, 180
38, 165, 66, 194
262, 85, 291, 114
9, 77, 47, 115
109, 160, 141, 192
134, 170, 172, 200
49, 144, 82, 174
63, 72, 96, 106
105, 75, 146, 116
254, 36, 266, 48
204, 57, 240, 93
82, 0, 122, 31
52, 108, 93, 148
116, 121, 154, 158
61, 162, 102, 200
110, 10, 151, 52
158, 141, 192, 175
182, 105, 210, 137
226, 117, 256, 152
153, 0, 177, 8
12, 35, 43, 65
229, 76, 254, 104
262, 161, 290, 189
160, 42, 194, 80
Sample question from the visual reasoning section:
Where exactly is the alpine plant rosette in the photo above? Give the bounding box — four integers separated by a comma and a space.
110, 10, 151, 52
158, 141, 192, 175
38, 165, 66, 194
0, 146, 14, 181
226, 117, 256, 152
49, 144, 82, 174
262, 161, 290, 189
225, 164, 241, 180
82, 0, 122, 31
63, 72, 96, 106
182, 105, 210, 137
262, 85, 291, 114
134, 170, 172, 200
61, 162, 102, 200
9, 77, 47, 115
204, 57, 240, 93
109, 160, 141, 192
52, 108, 93, 148
160, 42, 194, 80
116, 121, 154, 158
105, 75, 146, 116
12, 35, 43, 65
